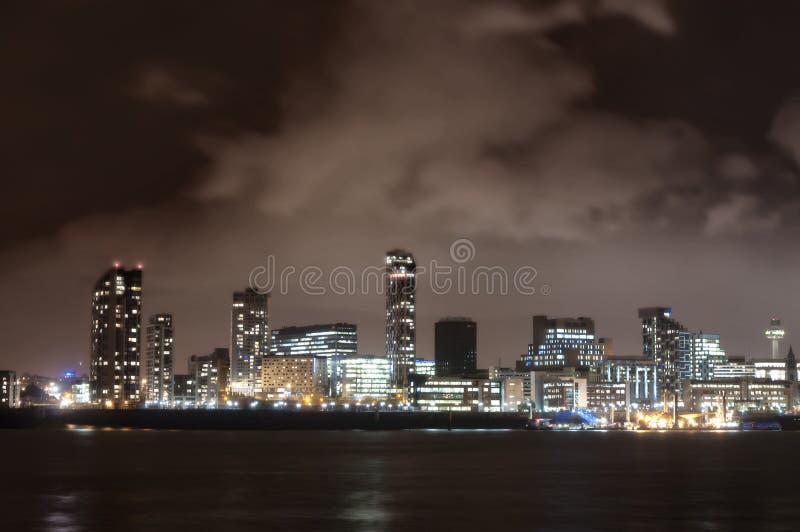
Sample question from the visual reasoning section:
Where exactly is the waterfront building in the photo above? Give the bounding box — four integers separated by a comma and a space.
489, 367, 532, 404
173, 374, 195, 408
519, 315, 605, 371
70, 380, 91, 405
145, 313, 174, 405
341, 355, 392, 401
600, 358, 657, 405
261, 355, 324, 400
530, 369, 588, 412
0, 370, 20, 408
435, 318, 477, 377
189, 348, 230, 407
501, 377, 526, 412
414, 358, 436, 378
638, 307, 685, 399
271, 323, 357, 397
385, 249, 417, 399
416, 377, 502, 412
586, 382, 629, 411
90, 265, 142, 407
682, 378, 790, 413
230, 288, 269, 397
683, 333, 727, 381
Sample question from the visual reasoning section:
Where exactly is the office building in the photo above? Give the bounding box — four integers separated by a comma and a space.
678, 332, 727, 381
435, 318, 477, 377
0, 370, 20, 408
261, 355, 323, 399
90, 265, 142, 407
385, 249, 417, 398
145, 313, 174, 405
639, 307, 685, 399
271, 323, 357, 397
230, 288, 270, 396
683, 378, 791, 413
712, 357, 755, 379
189, 348, 230, 407
519, 315, 605, 370
414, 358, 436, 378
341, 355, 392, 401
416, 377, 502, 412
530, 369, 588, 412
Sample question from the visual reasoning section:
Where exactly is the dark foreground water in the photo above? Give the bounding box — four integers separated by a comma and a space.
1, 430, 798, 531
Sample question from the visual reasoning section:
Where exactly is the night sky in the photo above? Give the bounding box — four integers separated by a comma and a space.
4, 0, 800, 376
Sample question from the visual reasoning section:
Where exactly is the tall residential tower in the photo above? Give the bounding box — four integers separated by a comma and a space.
230, 288, 270, 396
145, 313, 174, 405
90, 265, 142, 407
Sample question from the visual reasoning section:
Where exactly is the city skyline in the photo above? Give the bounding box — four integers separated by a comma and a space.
5, 1, 800, 377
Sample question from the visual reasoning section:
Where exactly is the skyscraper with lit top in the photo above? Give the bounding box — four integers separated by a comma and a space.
385, 249, 416, 398
230, 288, 269, 396
90, 264, 142, 407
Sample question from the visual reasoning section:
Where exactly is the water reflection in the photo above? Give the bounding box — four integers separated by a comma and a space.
339, 458, 391, 531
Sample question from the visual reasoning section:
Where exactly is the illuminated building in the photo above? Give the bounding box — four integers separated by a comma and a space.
489, 367, 532, 403
501, 377, 526, 412
435, 318, 477, 377
0, 370, 20, 408
586, 382, 629, 411
385, 249, 416, 398
519, 315, 605, 370
145, 313, 174, 405
341, 355, 392, 401
713, 357, 755, 379
189, 348, 230, 407
70, 380, 91, 404
683, 378, 790, 413
261, 355, 323, 399
270, 323, 357, 397
765, 318, 785, 359
638, 307, 685, 399
173, 374, 195, 408
414, 359, 436, 378
601, 358, 657, 405
530, 369, 588, 412
416, 377, 502, 412
677, 332, 727, 381
753, 360, 788, 381
230, 288, 269, 397
90, 265, 142, 407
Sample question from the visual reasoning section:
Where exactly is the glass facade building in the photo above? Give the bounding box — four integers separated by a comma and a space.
385, 250, 417, 398
341, 355, 392, 401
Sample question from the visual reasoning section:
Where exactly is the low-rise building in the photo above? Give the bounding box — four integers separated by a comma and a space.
261, 355, 323, 400
0, 370, 20, 408
416, 377, 502, 412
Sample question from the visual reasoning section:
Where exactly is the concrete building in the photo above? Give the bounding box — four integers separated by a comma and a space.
189, 348, 230, 407
145, 313, 174, 405
90, 265, 142, 407
261, 355, 323, 400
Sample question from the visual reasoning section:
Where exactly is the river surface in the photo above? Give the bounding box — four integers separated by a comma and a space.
1, 429, 797, 531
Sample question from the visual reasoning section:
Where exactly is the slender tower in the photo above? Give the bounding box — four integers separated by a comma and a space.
765, 318, 785, 360
230, 288, 270, 397
385, 249, 417, 400
145, 313, 174, 405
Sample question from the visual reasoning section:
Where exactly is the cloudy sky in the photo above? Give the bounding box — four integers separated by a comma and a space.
4, 0, 800, 376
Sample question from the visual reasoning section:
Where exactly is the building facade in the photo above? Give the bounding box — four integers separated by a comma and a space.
90, 265, 142, 407
270, 323, 357, 397
261, 355, 323, 399
341, 355, 392, 401
519, 315, 605, 370
0, 370, 20, 408
434, 318, 477, 377
189, 348, 230, 407
416, 377, 502, 412
173, 374, 195, 408
230, 288, 270, 397
639, 307, 685, 400
145, 313, 174, 405
385, 249, 417, 398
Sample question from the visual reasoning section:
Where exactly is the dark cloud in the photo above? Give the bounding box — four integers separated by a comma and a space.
3, 1, 800, 377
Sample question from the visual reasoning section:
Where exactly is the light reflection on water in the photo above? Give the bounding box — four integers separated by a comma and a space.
0, 430, 798, 531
